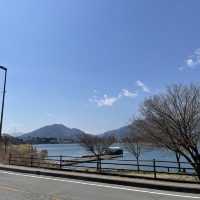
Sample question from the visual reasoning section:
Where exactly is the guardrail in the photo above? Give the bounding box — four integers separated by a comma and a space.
7, 154, 197, 180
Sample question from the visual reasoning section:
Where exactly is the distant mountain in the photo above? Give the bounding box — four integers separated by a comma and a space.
102, 125, 131, 139
10, 132, 24, 137
19, 124, 85, 142
18, 124, 133, 143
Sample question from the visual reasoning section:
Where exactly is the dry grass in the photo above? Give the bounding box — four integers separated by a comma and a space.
122, 171, 199, 182
0, 143, 48, 167
67, 168, 199, 183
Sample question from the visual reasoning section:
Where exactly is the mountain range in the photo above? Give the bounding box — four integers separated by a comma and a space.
18, 124, 130, 142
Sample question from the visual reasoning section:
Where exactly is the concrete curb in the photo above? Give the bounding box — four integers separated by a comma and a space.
0, 165, 199, 194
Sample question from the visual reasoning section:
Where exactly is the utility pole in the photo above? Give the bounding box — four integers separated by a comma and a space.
0, 66, 7, 139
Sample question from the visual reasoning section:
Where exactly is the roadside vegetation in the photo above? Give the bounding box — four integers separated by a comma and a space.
0, 136, 48, 166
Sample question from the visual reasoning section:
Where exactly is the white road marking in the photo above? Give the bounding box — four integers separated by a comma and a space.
0, 170, 199, 199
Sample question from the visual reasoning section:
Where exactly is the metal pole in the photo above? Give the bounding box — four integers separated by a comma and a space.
153, 159, 157, 179
0, 66, 7, 139
8, 153, 12, 165
60, 155, 63, 169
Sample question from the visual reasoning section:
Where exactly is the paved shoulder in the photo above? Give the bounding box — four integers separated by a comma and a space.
0, 170, 199, 200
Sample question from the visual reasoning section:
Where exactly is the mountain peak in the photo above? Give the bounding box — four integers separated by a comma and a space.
19, 124, 84, 141
18, 124, 131, 141
42, 123, 68, 129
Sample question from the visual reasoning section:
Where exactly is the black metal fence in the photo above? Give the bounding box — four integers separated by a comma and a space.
7, 154, 198, 181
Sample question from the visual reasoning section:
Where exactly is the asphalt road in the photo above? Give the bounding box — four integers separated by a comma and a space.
0, 170, 199, 200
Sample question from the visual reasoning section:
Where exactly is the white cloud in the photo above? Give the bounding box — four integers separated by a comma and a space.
179, 48, 200, 71
186, 58, 194, 67
136, 80, 151, 93
89, 88, 138, 107
121, 89, 138, 98
91, 95, 119, 107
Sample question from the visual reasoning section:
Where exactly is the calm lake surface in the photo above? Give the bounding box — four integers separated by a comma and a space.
34, 143, 177, 161
34, 144, 193, 171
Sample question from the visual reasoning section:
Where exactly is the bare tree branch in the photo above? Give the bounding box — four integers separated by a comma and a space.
134, 84, 200, 179
78, 133, 115, 171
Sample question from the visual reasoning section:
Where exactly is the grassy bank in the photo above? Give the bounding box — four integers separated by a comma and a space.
0, 143, 48, 165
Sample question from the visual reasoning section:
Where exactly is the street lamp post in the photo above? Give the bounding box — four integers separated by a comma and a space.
0, 66, 7, 139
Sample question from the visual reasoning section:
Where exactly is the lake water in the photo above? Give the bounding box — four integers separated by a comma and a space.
34, 143, 177, 161
34, 144, 193, 172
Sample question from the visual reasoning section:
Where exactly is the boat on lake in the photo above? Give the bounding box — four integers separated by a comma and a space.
104, 147, 123, 156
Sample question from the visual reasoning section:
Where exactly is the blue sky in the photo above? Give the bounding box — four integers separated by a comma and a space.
0, 0, 200, 134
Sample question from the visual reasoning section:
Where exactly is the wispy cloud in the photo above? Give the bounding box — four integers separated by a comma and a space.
89, 95, 119, 107
89, 89, 137, 107
179, 48, 200, 71
136, 80, 151, 93
121, 89, 138, 98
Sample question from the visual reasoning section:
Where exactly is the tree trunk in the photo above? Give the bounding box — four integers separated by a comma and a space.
194, 164, 200, 180
136, 157, 140, 172
175, 152, 181, 172
189, 155, 200, 180
179, 152, 200, 180
96, 155, 101, 172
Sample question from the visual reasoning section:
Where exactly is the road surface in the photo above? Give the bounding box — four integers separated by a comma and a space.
0, 170, 199, 200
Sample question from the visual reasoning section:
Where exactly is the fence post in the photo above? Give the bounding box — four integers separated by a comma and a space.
30, 155, 33, 167
97, 155, 102, 173
8, 153, 11, 165
137, 159, 140, 172
99, 155, 102, 173
97, 155, 99, 172
60, 155, 63, 169
153, 159, 157, 179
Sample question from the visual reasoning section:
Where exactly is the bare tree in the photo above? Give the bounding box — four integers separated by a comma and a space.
175, 151, 182, 172
123, 134, 143, 172
134, 84, 200, 179
79, 133, 115, 171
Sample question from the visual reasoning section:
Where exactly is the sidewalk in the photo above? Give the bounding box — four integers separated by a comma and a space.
0, 164, 199, 194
